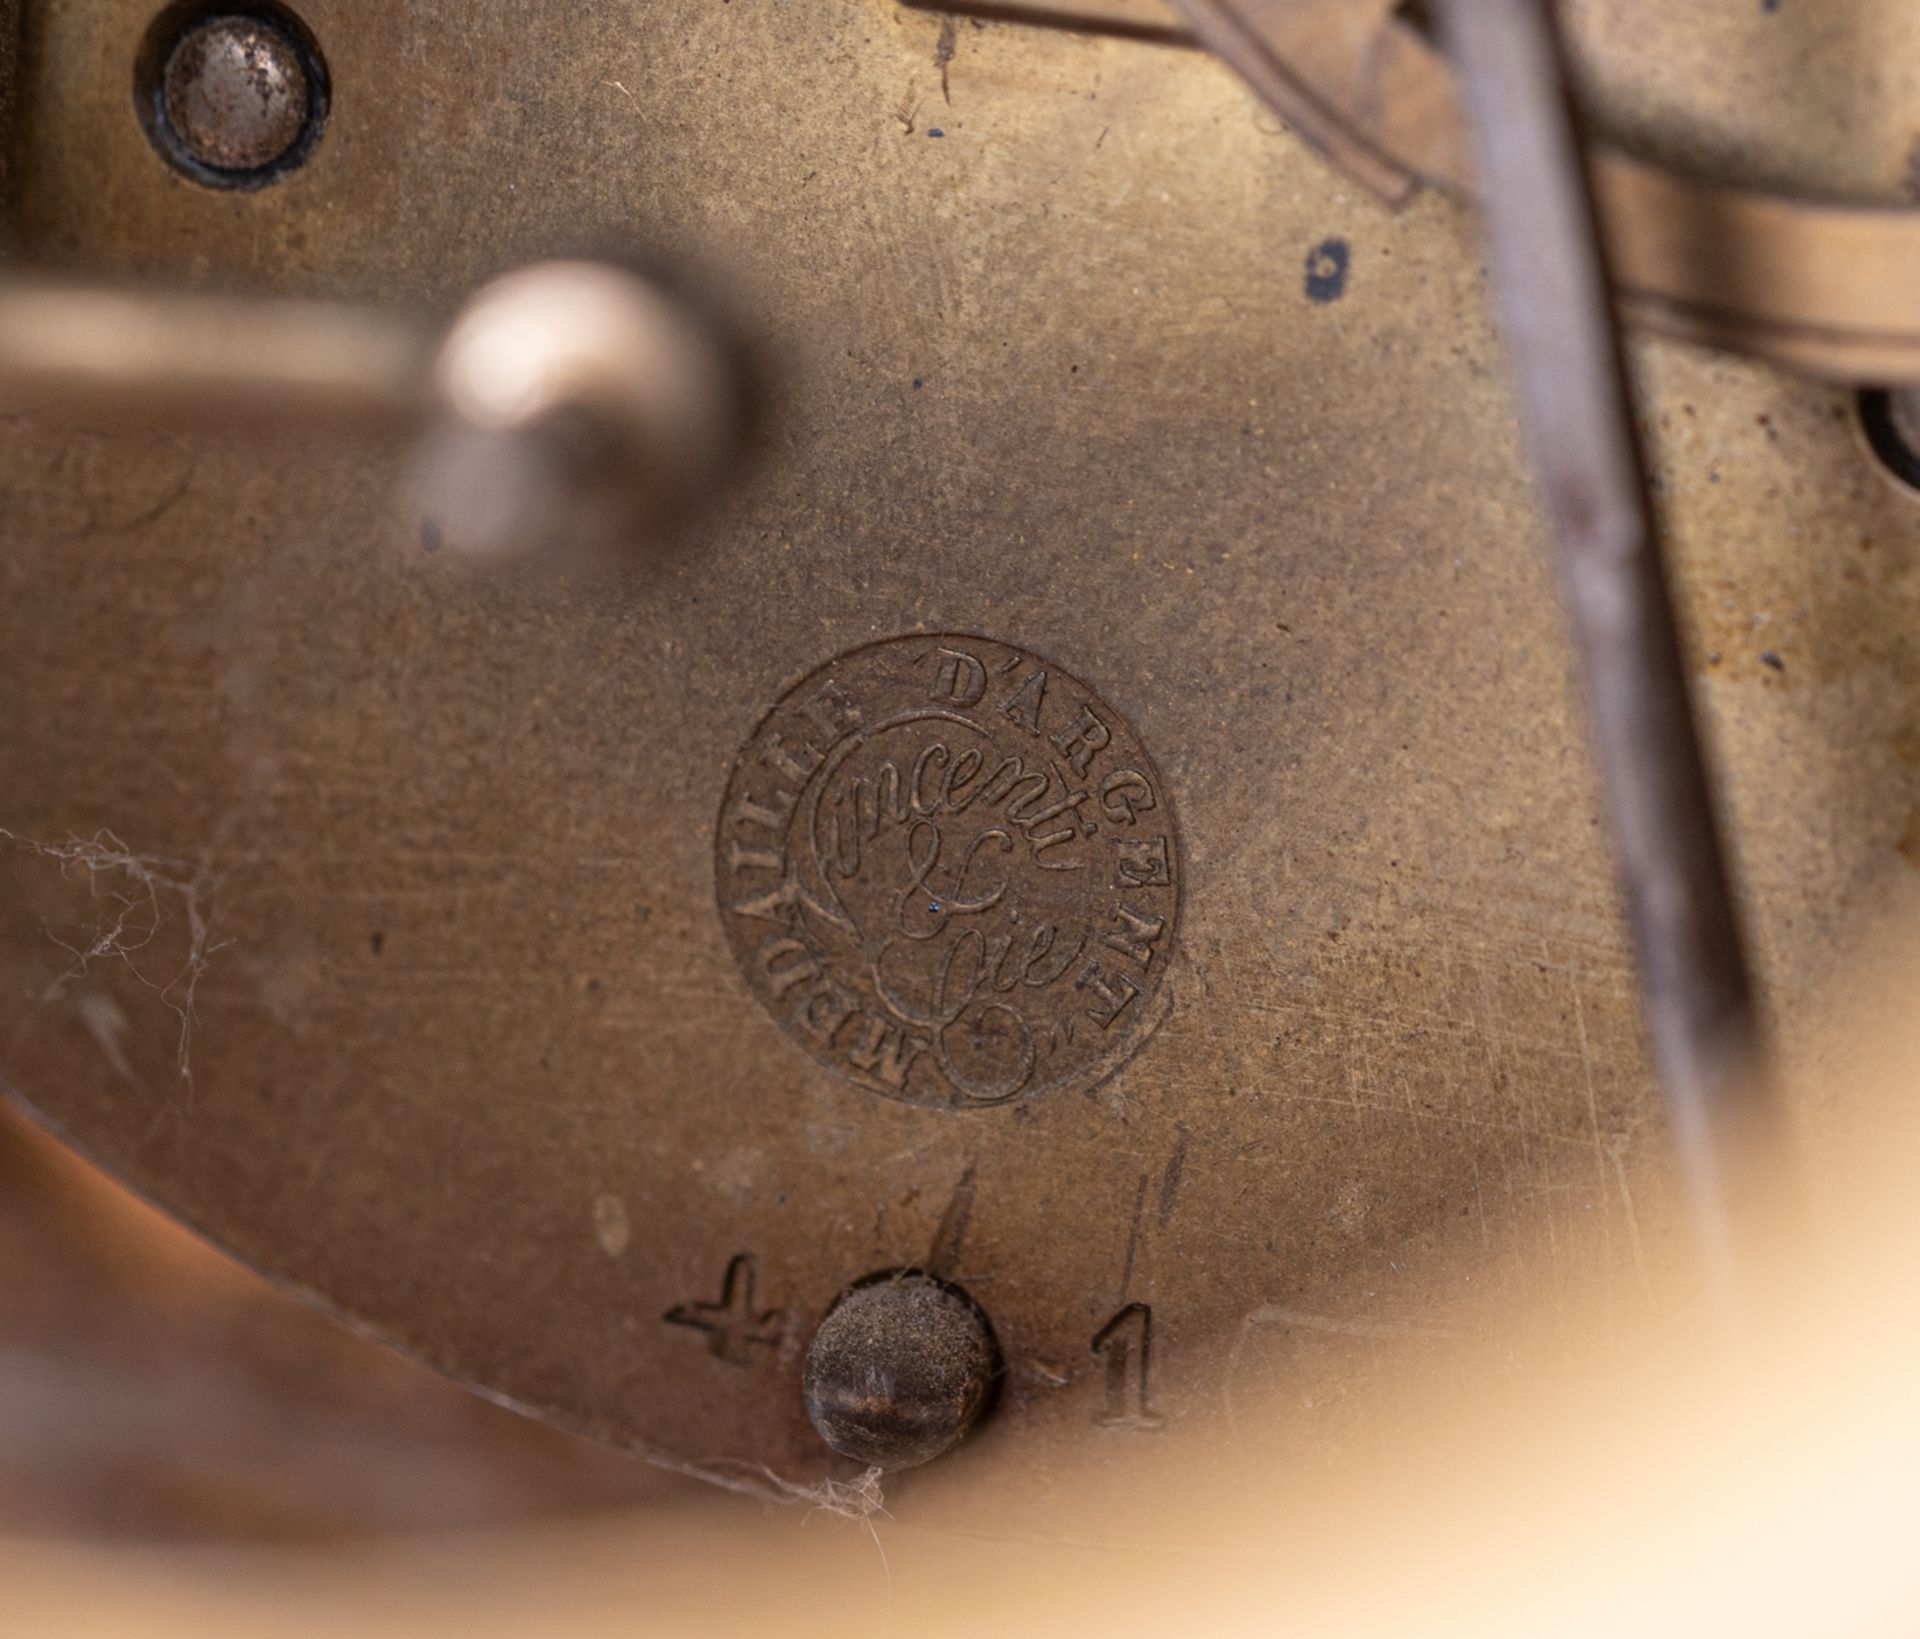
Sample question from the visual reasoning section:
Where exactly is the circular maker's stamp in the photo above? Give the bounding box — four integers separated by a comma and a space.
716, 635, 1180, 1109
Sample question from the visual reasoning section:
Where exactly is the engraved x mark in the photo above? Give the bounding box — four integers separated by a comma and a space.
664, 1253, 785, 1366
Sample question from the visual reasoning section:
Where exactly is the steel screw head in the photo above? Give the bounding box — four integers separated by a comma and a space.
802, 1272, 1000, 1471
163, 19, 308, 172
139, 7, 328, 187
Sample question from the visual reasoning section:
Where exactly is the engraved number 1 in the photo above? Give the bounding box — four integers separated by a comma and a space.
1091, 1302, 1164, 1429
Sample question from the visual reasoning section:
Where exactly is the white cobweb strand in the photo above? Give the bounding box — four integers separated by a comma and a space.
780, 1463, 888, 1521
1, 827, 232, 1097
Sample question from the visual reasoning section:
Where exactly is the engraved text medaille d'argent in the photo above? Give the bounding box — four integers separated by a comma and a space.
715, 635, 1181, 1109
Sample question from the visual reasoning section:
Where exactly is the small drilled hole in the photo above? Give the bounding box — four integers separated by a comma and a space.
1856, 388, 1920, 498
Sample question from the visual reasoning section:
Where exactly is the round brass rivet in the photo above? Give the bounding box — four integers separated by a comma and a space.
802, 1273, 1000, 1470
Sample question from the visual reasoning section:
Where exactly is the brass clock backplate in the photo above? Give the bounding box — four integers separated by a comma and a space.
5, 0, 1920, 1525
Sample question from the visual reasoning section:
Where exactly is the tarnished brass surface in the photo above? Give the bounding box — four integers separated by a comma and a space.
930, 0, 1920, 380
0, 1100, 677, 1540
5, 0, 1920, 1521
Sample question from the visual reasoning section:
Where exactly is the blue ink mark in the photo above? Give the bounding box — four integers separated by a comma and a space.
928, 127, 945, 138
1304, 238, 1350, 303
